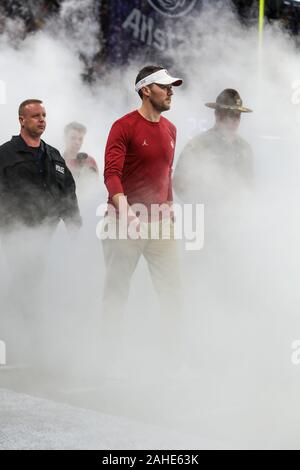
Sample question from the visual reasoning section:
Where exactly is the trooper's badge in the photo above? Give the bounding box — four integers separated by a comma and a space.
147, 0, 197, 18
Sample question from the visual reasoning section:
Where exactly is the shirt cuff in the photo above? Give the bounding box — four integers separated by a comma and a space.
105, 175, 124, 198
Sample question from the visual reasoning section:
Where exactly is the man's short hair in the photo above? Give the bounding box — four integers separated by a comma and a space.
64, 121, 87, 136
18, 99, 43, 117
135, 65, 164, 99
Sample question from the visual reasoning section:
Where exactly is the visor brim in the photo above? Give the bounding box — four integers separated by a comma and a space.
154, 78, 183, 87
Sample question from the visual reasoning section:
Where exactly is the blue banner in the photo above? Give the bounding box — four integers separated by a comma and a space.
102, 0, 203, 65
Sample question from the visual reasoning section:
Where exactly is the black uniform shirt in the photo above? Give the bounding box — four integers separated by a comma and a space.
0, 135, 82, 231
28, 140, 46, 176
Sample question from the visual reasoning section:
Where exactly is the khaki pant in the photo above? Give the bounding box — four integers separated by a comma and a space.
101, 219, 183, 360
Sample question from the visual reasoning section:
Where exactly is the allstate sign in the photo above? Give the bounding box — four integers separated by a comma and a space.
147, 0, 197, 17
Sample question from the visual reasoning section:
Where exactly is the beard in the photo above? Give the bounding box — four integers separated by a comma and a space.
149, 96, 171, 113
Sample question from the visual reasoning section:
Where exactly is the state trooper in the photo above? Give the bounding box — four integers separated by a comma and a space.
174, 88, 254, 205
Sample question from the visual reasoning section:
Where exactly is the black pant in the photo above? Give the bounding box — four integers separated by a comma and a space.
0, 227, 52, 365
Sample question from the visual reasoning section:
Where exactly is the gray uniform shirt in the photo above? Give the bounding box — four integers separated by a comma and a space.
174, 126, 254, 205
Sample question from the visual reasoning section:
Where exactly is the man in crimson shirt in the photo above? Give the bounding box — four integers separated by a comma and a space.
102, 65, 183, 368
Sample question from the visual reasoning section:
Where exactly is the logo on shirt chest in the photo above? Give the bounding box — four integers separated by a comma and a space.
142, 139, 149, 146
55, 164, 65, 175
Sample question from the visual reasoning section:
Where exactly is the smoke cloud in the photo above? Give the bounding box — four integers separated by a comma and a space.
1, 0, 300, 450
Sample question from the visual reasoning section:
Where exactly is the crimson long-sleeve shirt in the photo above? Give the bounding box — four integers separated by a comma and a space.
104, 110, 176, 212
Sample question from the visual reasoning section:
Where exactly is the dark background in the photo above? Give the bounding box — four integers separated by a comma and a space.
1, 0, 300, 76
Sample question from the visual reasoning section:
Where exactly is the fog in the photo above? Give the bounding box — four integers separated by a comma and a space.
1, 0, 300, 450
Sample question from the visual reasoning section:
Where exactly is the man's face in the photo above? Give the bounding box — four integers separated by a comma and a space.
146, 83, 174, 112
217, 109, 241, 134
65, 129, 85, 154
19, 103, 46, 138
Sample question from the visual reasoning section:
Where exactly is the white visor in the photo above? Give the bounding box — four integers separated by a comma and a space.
135, 69, 183, 93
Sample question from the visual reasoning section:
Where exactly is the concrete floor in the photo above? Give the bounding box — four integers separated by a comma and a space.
0, 361, 227, 450
0, 385, 222, 450
2, 358, 300, 450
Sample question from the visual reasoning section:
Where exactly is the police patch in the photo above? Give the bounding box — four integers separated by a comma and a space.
147, 0, 197, 18
55, 164, 65, 175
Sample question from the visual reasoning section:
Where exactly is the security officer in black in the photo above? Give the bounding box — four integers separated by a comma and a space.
0, 99, 81, 366
0, 99, 81, 233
